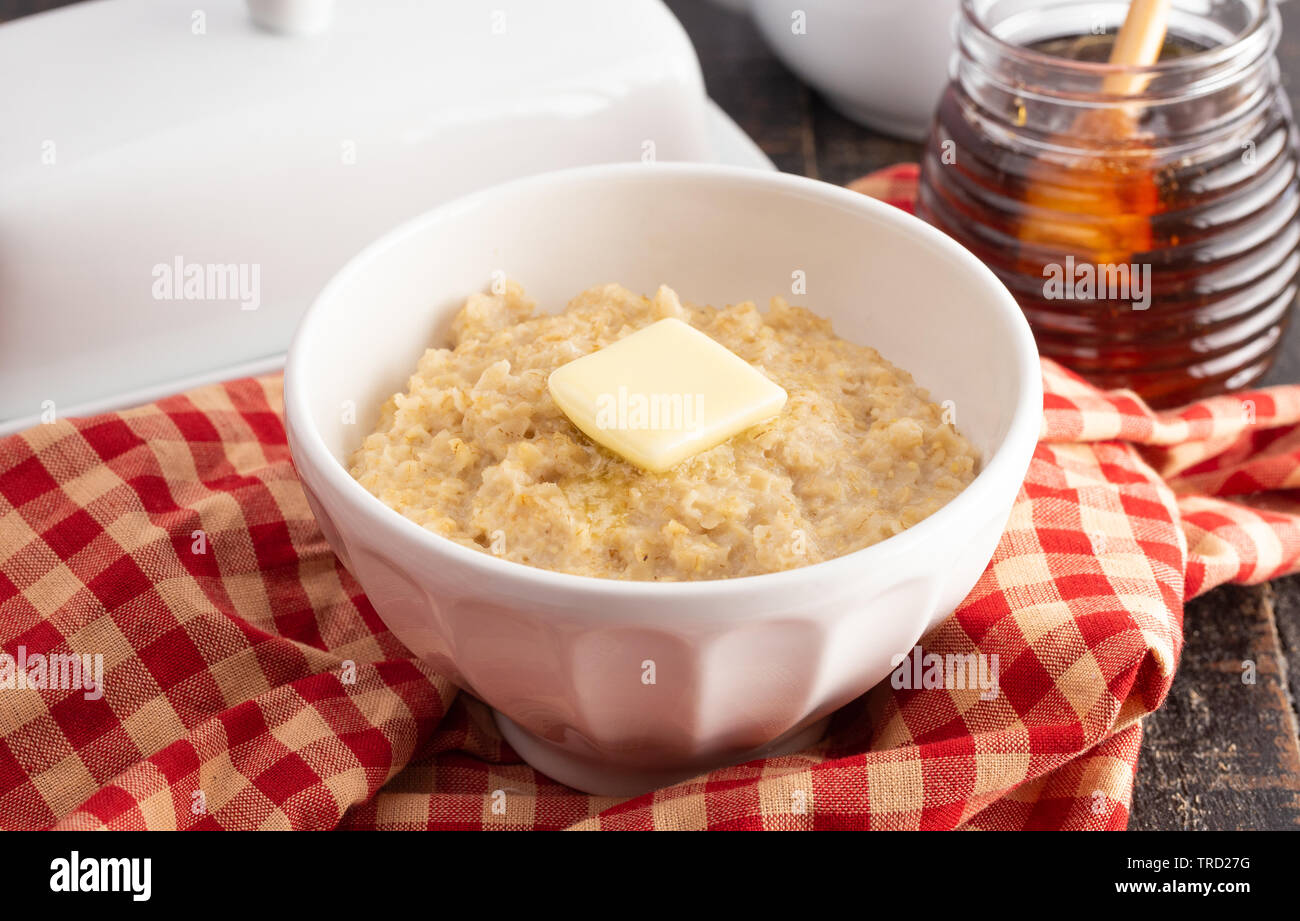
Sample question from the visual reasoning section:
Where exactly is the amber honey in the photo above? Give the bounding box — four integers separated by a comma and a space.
919, 0, 1300, 407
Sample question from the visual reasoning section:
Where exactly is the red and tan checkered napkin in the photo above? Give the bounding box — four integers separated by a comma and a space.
3, 168, 1300, 831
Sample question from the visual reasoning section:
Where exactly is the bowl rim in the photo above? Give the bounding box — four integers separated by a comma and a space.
284, 161, 1042, 598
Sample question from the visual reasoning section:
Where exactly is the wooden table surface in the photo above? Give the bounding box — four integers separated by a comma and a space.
6, 0, 1299, 830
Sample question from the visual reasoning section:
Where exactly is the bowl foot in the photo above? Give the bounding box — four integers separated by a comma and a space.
492, 711, 831, 798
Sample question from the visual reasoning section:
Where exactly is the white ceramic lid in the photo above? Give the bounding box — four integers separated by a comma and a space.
0, 0, 768, 432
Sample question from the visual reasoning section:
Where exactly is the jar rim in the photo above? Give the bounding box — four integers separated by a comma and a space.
959, 0, 1277, 79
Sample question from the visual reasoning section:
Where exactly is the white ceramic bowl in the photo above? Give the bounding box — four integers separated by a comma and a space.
284, 163, 1040, 795
747, 0, 960, 142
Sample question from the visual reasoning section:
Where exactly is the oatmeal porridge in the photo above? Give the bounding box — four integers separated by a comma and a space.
349, 282, 979, 580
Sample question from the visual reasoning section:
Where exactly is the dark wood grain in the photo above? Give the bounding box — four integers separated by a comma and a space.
1269, 574, 1300, 773
1130, 580, 1300, 829
6, 0, 1299, 830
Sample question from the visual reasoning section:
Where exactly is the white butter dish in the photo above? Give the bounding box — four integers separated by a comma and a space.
0, 0, 771, 433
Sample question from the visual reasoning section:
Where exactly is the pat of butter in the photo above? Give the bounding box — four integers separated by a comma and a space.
548, 317, 787, 473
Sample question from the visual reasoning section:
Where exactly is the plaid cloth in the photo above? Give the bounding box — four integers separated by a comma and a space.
3, 166, 1299, 831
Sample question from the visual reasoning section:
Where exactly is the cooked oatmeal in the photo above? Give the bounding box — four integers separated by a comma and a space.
349, 282, 979, 580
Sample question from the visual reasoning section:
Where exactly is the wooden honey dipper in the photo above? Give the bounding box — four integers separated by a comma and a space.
1018, 0, 1172, 268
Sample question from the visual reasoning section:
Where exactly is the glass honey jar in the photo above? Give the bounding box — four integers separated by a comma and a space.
918, 0, 1300, 407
